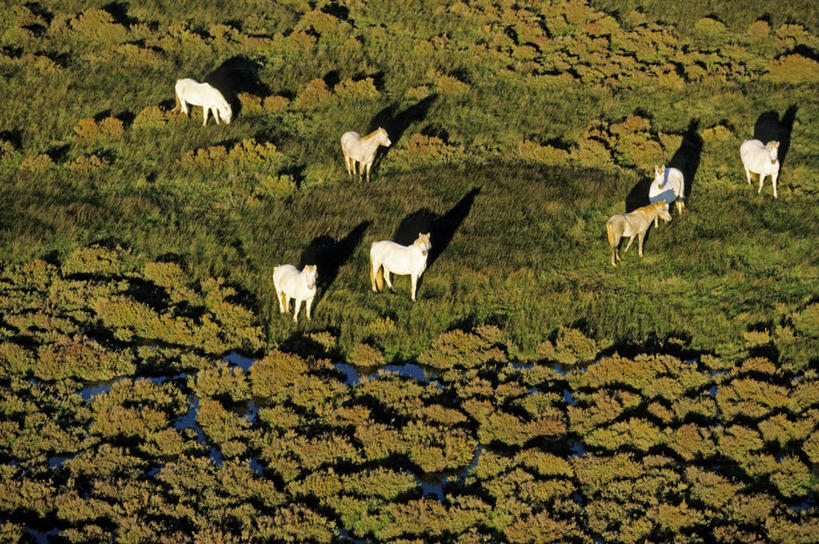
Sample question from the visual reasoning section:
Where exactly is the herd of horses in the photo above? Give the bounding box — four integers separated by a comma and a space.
174, 77, 784, 321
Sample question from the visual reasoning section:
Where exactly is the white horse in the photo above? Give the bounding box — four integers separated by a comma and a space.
649, 165, 685, 227
174, 78, 232, 126
740, 139, 780, 198
272, 264, 317, 323
341, 127, 391, 182
370, 233, 430, 301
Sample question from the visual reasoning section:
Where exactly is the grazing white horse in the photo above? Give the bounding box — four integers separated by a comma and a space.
341, 127, 391, 182
273, 264, 317, 323
649, 165, 685, 228
370, 233, 431, 301
740, 140, 780, 198
606, 201, 671, 267
174, 78, 232, 126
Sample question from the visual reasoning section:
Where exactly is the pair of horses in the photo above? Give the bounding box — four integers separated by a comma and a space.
606, 165, 684, 267
273, 233, 431, 322
174, 78, 392, 182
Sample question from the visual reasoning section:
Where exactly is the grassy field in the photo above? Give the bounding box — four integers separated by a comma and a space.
0, 1, 817, 541
1, 0, 817, 364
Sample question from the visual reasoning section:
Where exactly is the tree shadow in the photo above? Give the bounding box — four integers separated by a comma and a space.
205, 56, 268, 119
753, 105, 797, 167
299, 221, 371, 301
625, 119, 702, 212
393, 187, 480, 269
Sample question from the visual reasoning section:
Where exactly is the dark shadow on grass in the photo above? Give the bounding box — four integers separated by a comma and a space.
0, 129, 22, 150
668, 119, 703, 206
368, 94, 438, 172
393, 187, 480, 269
102, 2, 138, 26
278, 332, 328, 359
205, 56, 268, 120
754, 105, 797, 167
299, 221, 371, 302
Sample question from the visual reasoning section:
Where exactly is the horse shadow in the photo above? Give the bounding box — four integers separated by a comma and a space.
205, 56, 268, 120
393, 187, 480, 269
625, 119, 702, 212
299, 221, 371, 302
368, 94, 438, 169
753, 105, 797, 167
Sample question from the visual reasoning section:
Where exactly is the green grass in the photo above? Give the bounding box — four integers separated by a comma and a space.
1, 0, 818, 366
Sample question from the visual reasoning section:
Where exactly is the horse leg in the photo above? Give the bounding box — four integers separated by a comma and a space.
305, 297, 313, 320
772, 171, 778, 199
292, 298, 302, 323
410, 274, 417, 301
365, 161, 372, 182
758, 173, 765, 194
610, 236, 620, 266
202, 107, 209, 126
344, 156, 352, 177
383, 268, 393, 290
623, 235, 635, 254
745, 168, 752, 184
638, 232, 645, 258
212, 106, 220, 125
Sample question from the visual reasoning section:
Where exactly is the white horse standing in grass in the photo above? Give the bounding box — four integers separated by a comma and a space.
649, 165, 685, 227
740, 139, 780, 198
341, 127, 391, 182
606, 201, 671, 267
174, 78, 232, 126
273, 264, 317, 323
370, 233, 430, 301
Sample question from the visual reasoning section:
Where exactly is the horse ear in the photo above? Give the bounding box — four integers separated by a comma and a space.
773, 141, 780, 148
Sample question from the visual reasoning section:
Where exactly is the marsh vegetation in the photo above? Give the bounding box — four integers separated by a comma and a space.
0, 0, 817, 541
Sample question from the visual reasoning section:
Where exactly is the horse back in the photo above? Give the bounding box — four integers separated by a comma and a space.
341, 131, 361, 152
740, 139, 775, 171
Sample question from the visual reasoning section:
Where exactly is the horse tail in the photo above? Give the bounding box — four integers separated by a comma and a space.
607, 218, 619, 249
369, 259, 384, 292
279, 290, 287, 308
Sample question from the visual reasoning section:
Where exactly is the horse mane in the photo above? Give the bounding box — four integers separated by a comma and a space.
360, 128, 385, 142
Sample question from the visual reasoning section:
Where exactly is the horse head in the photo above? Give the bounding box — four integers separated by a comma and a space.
767, 141, 779, 162
378, 127, 391, 147
304, 265, 317, 290
415, 233, 431, 254
657, 201, 672, 223
654, 164, 666, 189
219, 101, 232, 124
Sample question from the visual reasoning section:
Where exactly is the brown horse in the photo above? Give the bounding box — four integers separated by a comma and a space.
606, 201, 671, 266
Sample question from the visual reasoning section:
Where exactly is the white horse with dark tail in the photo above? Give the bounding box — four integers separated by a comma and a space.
174, 78, 232, 126
649, 165, 685, 227
370, 233, 430, 301
740, 140, 780, 198
273, 264, 317, 323
341, 127, 391, 182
